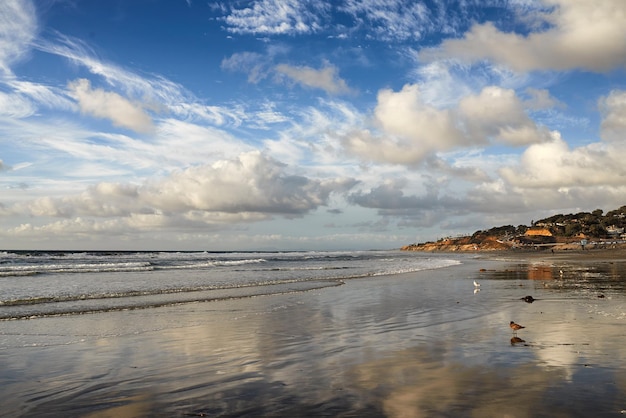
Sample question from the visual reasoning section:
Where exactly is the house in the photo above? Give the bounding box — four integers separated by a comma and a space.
513, 227, 556, 246
607, 225, 625, 235
524, 228, 553, 237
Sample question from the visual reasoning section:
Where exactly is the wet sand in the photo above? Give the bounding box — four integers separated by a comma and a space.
484, 245, 626, 261
1, 251, 626, 417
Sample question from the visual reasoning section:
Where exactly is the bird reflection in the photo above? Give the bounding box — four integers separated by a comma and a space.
510, 336, 526, 345
473, 287, 480, 294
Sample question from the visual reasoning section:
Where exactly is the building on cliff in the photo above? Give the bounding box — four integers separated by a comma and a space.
524, 228, 553, 237
513, 227, 556, 246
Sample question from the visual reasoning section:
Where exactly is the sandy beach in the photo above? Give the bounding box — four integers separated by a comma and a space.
1, 249, 625, 417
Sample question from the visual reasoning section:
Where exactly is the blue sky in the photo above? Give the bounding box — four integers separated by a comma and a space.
1, 0, 626, 250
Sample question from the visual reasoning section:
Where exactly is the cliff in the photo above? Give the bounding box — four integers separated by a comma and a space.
402, 205, 626, 252
401, 235, 512, 252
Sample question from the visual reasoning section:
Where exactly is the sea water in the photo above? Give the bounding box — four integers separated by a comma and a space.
0, 250, 461, 320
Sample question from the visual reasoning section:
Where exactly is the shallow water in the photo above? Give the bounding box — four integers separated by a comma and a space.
0, 250, 459, 319
0, 257, 625, 417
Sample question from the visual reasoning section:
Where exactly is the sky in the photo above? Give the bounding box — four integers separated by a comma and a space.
1, 0, 626, 251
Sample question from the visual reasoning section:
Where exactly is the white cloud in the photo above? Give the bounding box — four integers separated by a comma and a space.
222, 50, 353, 96
371, 83, 462, 155
222, 0, 328, 35
348, 179, 460, 212
0, 90, 36, 118
67, 79, 154, 133
175, 102, 246, 127
0, 116, 162, 178
599, 90, 626, 143
340, 0, 432, 41
342, 84, 549, 165
221, 51, 268, 83
275, 63, 352, 95
0, 102, 256, 199
36, 35, 151, 96
154, 118, 253, 165
219, 0, 505, 42
410, 60, 474, 108
6, 152, 358, 229
458, 86, 551, 146
251, 102, 290, 126
498, 90, 626, 191
425, 0, 626, 72
0, 77, 76, 125
500, 132, 626, 189
8, 80, 77, 112
38, 35, 241, 127
524, 88, 564, 111
260, 99, 364, 170
424, 156, 490, 183
147, 151, 356, 215
0, 0, 37, 75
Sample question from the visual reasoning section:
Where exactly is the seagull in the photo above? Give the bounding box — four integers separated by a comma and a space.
473, 280, 481, 287
510, 321, 525, 334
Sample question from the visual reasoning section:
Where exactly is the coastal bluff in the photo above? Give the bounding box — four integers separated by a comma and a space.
402, 205, 626, 252
401, 235, 511, 252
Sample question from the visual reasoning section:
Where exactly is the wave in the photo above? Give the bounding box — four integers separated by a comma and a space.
0, 250, 464, 320
0, 262, 154, 276
0, 253, 461, 279
1, 286, 206, 307
0, 257, 269, 277
164, 258, 267, 270
0, 280, 345, 320
1, 276, 308, 307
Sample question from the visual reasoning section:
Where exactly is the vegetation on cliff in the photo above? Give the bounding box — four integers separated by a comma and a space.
402, 205, 626, 252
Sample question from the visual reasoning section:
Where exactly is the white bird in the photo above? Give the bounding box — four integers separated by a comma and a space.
473, 280, 481, 287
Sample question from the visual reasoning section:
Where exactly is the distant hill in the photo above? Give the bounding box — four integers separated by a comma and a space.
402, 205, 626, 252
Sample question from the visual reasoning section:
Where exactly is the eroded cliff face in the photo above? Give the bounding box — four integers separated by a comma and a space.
401, 236, 512, 252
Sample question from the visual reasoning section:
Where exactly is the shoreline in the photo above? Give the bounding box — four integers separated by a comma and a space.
488, 248, 626, 265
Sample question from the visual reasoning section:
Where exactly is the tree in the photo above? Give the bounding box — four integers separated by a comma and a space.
588, 223, 607, 238
565, 223, 582, 237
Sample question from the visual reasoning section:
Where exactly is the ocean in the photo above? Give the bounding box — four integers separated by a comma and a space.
0, 250, 460, 320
